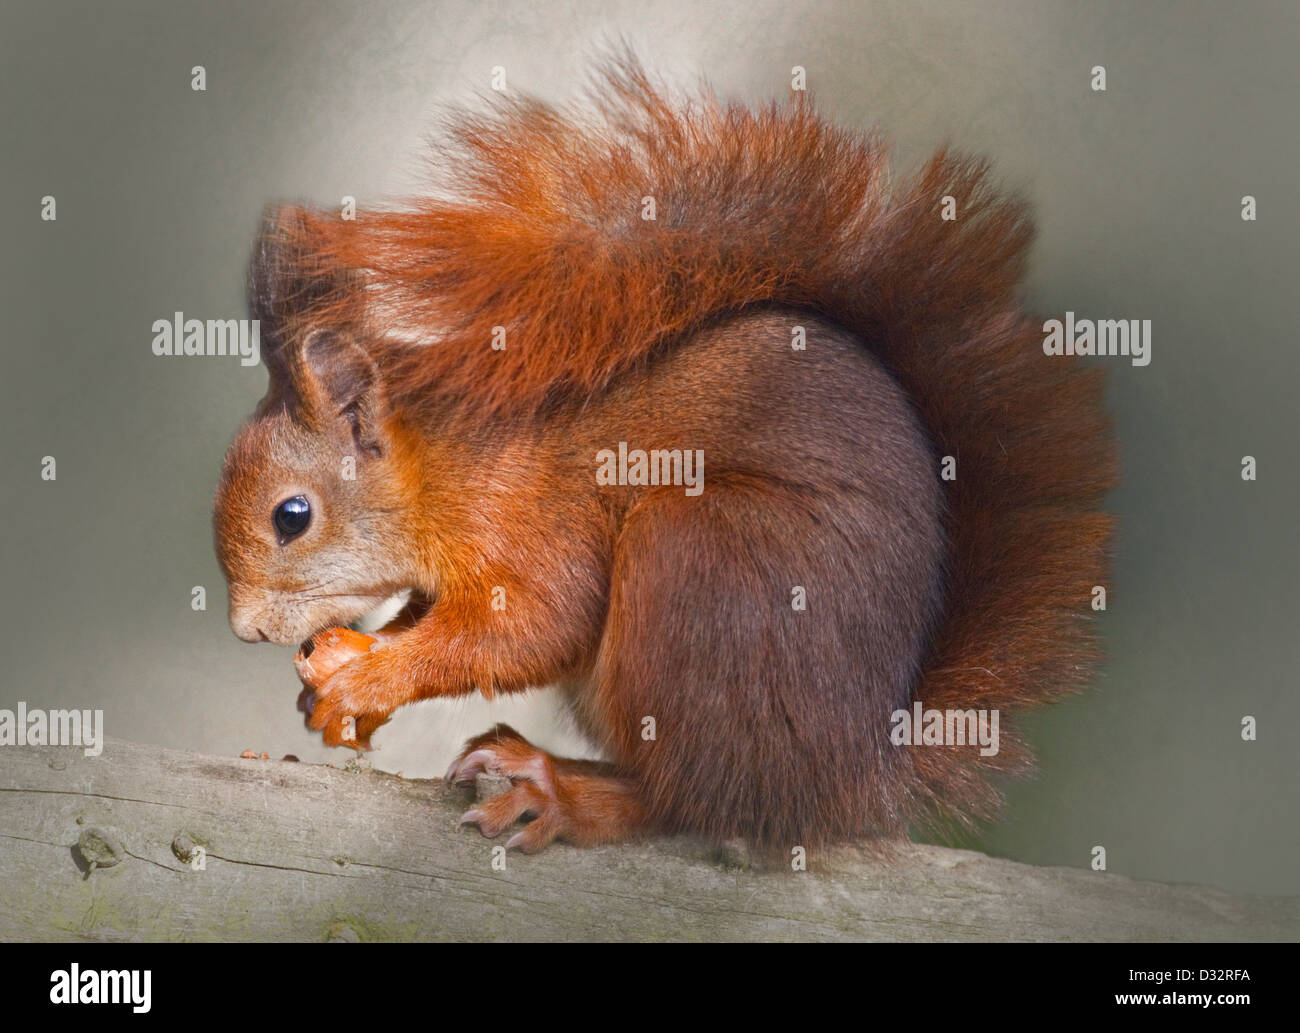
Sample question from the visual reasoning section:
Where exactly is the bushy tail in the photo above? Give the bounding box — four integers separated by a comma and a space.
289, 51, 1116, 836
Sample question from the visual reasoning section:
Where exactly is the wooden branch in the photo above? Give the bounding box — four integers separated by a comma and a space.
0, 738, 1293, 942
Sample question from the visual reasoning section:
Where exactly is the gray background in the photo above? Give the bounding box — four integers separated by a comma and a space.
2, 0, 1296, 896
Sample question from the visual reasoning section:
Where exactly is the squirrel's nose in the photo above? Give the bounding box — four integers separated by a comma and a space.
230, 615, 270, 643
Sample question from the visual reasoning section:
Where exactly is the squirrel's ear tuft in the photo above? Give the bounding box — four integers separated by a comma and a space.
300, 329, 386, 456
248, 204, 350, 378
248, 205, 302, 363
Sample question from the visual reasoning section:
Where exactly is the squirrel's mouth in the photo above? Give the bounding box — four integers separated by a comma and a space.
299, 588, 427, 656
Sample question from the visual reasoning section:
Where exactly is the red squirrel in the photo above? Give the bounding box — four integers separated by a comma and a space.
213, 57, 1114, 854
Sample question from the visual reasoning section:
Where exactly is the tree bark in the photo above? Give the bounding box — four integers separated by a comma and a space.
0, 738, 1293, 942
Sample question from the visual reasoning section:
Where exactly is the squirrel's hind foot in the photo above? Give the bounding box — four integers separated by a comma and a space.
447, 724, 644, 853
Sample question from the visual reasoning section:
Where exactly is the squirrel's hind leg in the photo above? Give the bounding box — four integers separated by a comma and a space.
447, 724, 644, 852
588, 477, 933, 849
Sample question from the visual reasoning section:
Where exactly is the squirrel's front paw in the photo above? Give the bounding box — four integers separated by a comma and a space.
298, 683, 389, 751
295, 628, 390, 751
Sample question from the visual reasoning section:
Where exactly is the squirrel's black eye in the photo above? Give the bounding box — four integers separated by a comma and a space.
273, 495, 311, 542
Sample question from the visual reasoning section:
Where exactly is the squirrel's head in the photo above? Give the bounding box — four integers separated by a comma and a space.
213, 207, 417, 646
